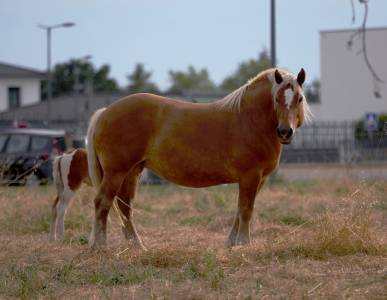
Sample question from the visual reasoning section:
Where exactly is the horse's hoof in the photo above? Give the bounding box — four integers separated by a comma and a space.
235, 234, 250, 246
224, 238, 236, 248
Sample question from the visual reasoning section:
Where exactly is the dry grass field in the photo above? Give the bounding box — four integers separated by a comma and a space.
0, 177, 386, 299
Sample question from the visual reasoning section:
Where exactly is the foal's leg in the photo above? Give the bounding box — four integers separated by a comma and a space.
89, 173, 125, 248
116, 173, 146, 250
49, 196, 60, 241
55, 188, 75, 241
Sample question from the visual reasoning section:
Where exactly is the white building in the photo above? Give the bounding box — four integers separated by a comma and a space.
317, 27, 387, 121
0, 62, 44, 112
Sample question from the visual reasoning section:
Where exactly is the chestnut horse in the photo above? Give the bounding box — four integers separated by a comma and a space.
86, 68, 311, 248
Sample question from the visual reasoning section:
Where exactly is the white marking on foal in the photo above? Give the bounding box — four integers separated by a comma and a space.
49, 151, 76, 241
284, 88, 294, 109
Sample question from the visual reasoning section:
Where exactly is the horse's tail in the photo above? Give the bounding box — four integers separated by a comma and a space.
86, 107, 106, 188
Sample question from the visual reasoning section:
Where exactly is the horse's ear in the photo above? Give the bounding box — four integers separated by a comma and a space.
274, 69, 283, 84
297, 68, 306, 86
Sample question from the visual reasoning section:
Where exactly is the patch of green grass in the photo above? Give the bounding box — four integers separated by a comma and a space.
64, 234, 89, 245
372, 199, 387, 212
166, 203, 187, 216
285, 180, 317, 195
29, 214, 51, 233
0, 262, 45, 299
335, 186, 350, 196
52, 258, 160, 286
194, 194, 211, 212
136, 201, 154, 213
183, 253, 225, 289
279, 214, 308, 226
180, 214, 213, 226
85, 265, 160, 286
65, 214, 91, 231
258, 205, 308, 226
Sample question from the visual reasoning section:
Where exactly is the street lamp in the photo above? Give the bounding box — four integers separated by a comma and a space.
38, 22, 75, 126
270, 0, 276, 67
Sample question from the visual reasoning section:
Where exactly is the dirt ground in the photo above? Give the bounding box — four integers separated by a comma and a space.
0, 175, 386, 299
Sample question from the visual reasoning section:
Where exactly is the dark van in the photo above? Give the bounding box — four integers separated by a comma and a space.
0, 128, 71, 185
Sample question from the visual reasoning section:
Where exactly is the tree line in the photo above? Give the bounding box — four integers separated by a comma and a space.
42, 49, 320, 102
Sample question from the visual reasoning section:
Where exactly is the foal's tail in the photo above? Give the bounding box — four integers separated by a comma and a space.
52, 156, 63, 189
86, 107, 106, 188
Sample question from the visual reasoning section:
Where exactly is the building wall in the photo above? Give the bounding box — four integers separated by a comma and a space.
319, 27, 387, 121
0, 78, 41, 111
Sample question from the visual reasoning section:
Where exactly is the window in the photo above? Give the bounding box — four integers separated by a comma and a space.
5, 134, 29, 153
8, 87, 21, 109
31, 136, 50, 151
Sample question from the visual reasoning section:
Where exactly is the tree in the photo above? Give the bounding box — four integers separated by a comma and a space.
93, 65, 119, 93
220, 49, 272, 91
41, 59, 118, 99
304, 79, 320, 103
127, 63, 159, 94
167, 66, 216, 94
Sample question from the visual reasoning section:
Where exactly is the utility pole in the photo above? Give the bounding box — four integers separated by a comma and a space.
38, 22, 75, 127
270, 0, 276, 67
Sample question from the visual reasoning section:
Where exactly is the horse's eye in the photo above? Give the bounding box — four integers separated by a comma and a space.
298, 96, 303, 103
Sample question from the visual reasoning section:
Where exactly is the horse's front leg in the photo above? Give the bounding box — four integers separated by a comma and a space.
226, 174, 264, 246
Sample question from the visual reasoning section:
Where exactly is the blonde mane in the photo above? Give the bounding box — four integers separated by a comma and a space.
215, 68, 313, 123
214, 84, 248, 112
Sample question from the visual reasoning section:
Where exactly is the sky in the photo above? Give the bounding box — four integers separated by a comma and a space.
1, 0, 387, 90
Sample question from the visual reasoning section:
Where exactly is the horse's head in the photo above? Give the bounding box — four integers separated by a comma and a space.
270, 68, 309, 145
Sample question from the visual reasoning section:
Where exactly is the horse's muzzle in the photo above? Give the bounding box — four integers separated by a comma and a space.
277, 127, 293, 144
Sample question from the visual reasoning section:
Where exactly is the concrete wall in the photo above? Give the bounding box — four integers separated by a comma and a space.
0, 78, 41, 111
319, 27, 387, 121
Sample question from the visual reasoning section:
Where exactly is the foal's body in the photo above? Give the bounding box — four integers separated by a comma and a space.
87, 68, 309, 248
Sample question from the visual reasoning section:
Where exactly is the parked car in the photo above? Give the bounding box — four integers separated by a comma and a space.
0, 128, 70, 185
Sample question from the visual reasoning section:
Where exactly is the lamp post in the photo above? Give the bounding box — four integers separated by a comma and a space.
73, 55, 93, 134
38, 22, 75, 126
270, 0, 276, 67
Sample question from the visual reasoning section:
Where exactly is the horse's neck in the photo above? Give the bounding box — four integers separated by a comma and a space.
242, 82, 277, 125
239, 83, 279, 147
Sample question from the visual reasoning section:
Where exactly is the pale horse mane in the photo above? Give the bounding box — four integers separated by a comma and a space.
214, 68, 313, 123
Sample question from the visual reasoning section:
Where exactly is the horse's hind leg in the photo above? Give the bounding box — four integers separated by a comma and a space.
89, 172, 126, 248
116, 167, 146, 250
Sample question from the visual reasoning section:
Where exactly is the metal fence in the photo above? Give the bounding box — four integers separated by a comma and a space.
281, 121, 387, 163
2, 119, 386, 164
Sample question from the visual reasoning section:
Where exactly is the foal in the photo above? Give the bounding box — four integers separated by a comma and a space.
49, 149, 90, 241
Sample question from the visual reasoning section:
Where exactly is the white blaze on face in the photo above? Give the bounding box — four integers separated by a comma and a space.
284, 88, 294, 109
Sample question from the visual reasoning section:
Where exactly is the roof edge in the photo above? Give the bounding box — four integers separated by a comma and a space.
0, 61, 45, 76
320, 26, 387, 34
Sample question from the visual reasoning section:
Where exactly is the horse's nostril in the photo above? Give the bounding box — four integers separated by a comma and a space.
286, 128, 293, 138
277, 127, 293, 138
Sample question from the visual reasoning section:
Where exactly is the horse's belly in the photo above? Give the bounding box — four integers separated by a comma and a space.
145, 157, 235, 188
